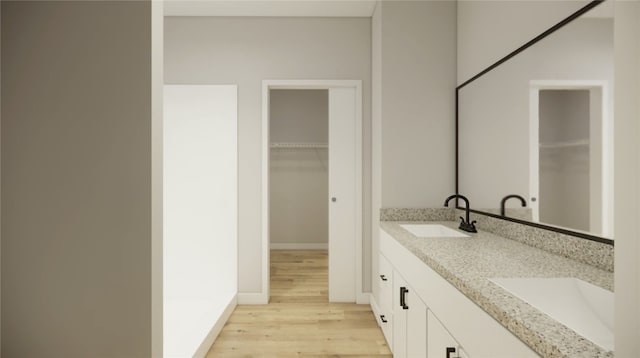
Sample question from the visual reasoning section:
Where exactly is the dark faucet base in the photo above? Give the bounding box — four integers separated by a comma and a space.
458, 217, 477, 233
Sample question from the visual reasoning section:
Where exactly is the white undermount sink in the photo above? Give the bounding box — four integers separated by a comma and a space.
489, 277, 614, 351
400, 224, 470, 238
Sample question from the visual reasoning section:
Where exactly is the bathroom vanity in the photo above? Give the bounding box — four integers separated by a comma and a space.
373, 217, 613, 358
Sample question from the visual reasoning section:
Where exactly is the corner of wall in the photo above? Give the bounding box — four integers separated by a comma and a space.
151, 2, 163, 357
613, 1, 640, 356
371, 0, 382, 304
0, 1, 3, 355
192, 294, 237, 358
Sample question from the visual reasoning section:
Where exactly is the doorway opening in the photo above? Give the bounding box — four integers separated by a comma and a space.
261, 80, 364, 304
529, 81, 613, 237
269, 89, 330, 303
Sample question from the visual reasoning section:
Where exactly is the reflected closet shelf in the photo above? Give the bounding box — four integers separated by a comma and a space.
270, 142, 328, 149
539, 139, 590, 149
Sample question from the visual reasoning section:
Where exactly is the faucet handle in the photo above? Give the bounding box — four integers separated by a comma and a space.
457, 216, 471, 233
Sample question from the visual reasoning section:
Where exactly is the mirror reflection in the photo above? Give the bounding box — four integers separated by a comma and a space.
458, 4, 613, 238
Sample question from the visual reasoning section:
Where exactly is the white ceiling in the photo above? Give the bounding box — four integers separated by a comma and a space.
164, 0, 378, 17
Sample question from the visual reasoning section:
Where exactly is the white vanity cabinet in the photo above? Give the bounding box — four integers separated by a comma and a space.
377, 254, 394, 348
378, 228, 539, 358
427, 310, 468, 358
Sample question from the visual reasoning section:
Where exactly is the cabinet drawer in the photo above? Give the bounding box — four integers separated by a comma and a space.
376, 310, 393, 350
378, 253, 393, 312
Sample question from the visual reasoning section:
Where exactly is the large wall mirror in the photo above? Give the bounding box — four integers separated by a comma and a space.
457, 0, 614, 244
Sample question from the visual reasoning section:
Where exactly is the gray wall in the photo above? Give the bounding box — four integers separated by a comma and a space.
380, 1, 457, 208
270, 89, 328, 144
270, 90, 328, 246
0, 2, 3, 352
164, 16, 371, 293
457, 0, 590, 83
614, 1, 640, 355
1, 2, 153, 357
371, 0, 457, 304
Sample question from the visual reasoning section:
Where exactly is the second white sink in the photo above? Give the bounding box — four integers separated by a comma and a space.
489, 277, 614, 351
400, 224, 470, 238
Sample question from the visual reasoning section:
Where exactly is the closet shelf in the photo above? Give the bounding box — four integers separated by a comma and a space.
270, 142, 328, 149
539, 139, 590, 149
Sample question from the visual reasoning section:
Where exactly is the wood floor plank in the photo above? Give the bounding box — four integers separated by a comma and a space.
207, 250, 392, 357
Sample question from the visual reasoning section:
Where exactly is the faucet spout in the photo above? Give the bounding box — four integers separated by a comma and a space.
444, 194, 477, 233
500, 194, 527, 217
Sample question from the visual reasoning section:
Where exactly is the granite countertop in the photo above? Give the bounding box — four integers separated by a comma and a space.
380, 220, 614, 358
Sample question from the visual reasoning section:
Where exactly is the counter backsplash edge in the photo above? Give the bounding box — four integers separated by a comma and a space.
379, 207, 613, 272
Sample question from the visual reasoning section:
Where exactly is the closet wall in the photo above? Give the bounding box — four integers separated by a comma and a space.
270, 90, 328, 249
539, 90, 591, 232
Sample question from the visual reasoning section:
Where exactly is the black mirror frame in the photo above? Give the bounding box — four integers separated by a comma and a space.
455, 0, 614, 246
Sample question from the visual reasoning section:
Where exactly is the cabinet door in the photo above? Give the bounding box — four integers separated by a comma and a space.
393, 272, 428, 358
427, 310, 469, 358
406, 288, 427, 358
393, 274, 408, 358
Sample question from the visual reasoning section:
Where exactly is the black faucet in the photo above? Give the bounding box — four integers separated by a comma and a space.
444, 194, 477, 233
500, 194, 527, 216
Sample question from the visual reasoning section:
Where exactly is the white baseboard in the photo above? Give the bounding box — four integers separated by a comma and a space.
193, 294, 237, 358
370, 294, 382, 327
270, 243, 328, 250
237, 292, 269, 304
356, 292, 371, 304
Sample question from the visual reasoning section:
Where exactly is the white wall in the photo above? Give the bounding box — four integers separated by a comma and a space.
163, 85, 237, 357
614, 1, 640, 355
164, 16, 371, 294
1, 2, 153, 356
270, 90, 328, 247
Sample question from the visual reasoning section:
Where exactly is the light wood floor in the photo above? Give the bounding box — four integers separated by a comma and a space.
207, 250, 392, 357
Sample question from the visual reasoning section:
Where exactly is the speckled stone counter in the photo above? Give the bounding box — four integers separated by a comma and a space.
380, 220, 614, 358
455, 209, 614, 272
380, 207, 454, 221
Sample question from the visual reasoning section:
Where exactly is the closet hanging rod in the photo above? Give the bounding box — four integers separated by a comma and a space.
270, 142, 328, 149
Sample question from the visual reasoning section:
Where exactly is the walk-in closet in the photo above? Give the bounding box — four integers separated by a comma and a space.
269, 89, 329, 251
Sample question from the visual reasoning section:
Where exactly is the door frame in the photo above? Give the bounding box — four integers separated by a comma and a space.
529, 80, 613, 237
261, 79, 364, 304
